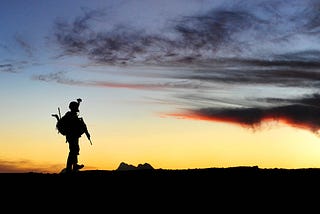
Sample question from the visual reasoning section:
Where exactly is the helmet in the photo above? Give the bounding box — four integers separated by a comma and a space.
69, 101, 79, 112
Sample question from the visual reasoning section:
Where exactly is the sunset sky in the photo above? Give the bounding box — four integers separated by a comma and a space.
2, 0, 320, 173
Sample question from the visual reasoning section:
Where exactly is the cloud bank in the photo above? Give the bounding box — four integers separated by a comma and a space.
33, 0, 320, 134
166, 93, 320, 134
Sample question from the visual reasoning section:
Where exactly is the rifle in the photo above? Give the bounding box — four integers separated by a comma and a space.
76, 98, 92, 145
80, 117, 92, 145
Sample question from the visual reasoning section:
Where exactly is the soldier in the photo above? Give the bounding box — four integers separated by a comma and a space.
53, 98, 91, 173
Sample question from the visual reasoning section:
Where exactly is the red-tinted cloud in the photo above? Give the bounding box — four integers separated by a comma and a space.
164, 94, 320, 134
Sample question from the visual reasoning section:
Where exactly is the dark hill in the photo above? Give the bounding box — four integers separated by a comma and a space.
116, 161, 154, 170
2, 166, 320, 211
3, 166, 320, 186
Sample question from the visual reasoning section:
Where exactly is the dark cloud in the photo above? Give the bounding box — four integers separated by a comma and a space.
167, 93, 320, 134
172, 9, 263, 54
52, 6, 263, 64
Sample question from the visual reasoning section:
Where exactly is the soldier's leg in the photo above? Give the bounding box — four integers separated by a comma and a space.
72, 142, 83, 171
66, 138, 78, 172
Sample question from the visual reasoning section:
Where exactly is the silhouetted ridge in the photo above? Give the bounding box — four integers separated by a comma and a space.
137, 163, 154, 170
116, 162, 154, 171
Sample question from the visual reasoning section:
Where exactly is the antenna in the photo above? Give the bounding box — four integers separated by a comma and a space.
58, 107, 61, 119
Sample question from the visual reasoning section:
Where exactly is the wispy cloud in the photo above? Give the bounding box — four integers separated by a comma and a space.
0, 64, 15, 73
0, 60, 30, 73
15, 34, 34, 58
33, 71, 208, 90
51, 0, 320, 64
32, 71, 84, 86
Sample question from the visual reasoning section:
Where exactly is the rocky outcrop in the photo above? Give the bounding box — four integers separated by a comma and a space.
116, 162, 154, 171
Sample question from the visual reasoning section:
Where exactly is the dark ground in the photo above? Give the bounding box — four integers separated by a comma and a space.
2, 166, 320, 211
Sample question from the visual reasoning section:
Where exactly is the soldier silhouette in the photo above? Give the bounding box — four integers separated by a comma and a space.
52, 98, 92, 173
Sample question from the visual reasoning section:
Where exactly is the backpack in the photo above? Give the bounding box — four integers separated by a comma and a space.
55, 113, 87, 137
56, 116, 68, 136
